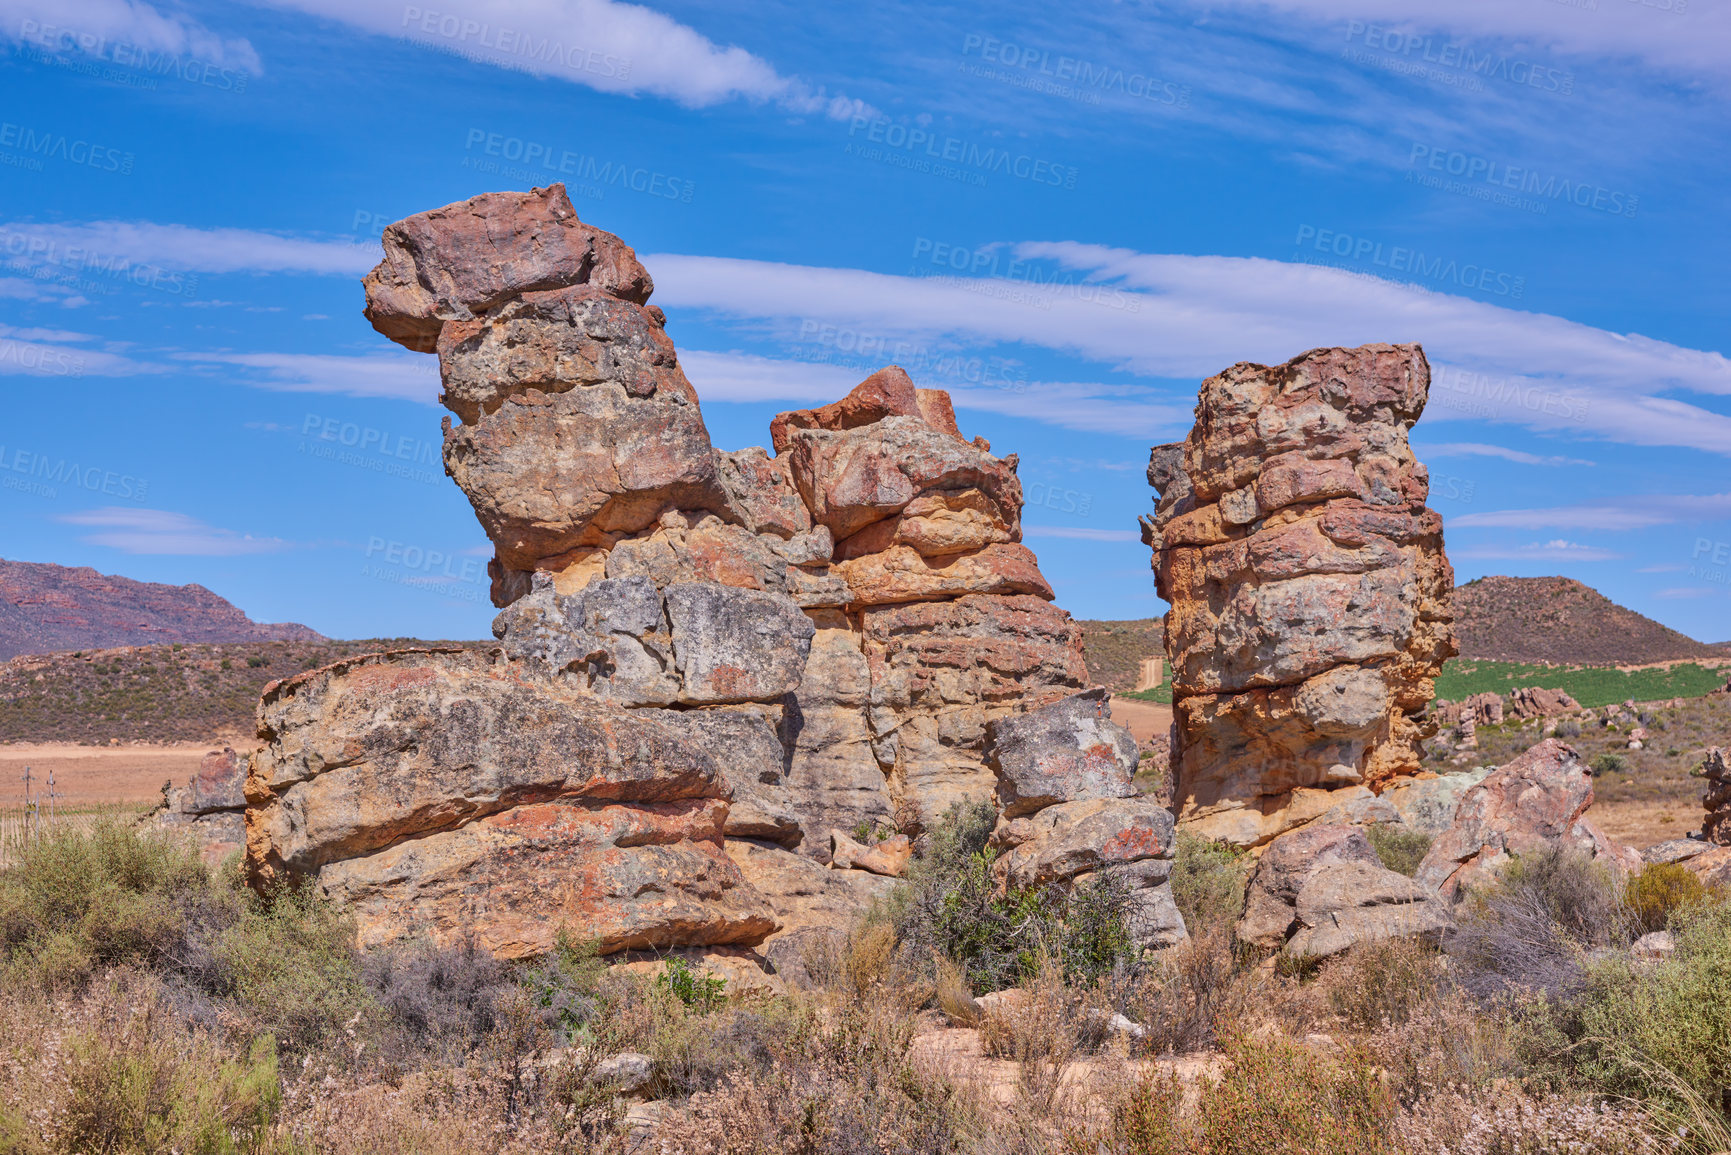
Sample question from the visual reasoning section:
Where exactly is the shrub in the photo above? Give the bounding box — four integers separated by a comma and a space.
1558, 719, 1583, 738
1625, 863, 1708, 936
1064, 1069, 1186, 1155
1365, 825, 1433, 878
361, 934, 510, 1063
1191, 1033, 1396, 1155
1169, 831, 1248, 933
1566, 898, 1731, 1112
1125, 925, 1257, 1054
1397, 1083, 1672, 1155
1592, 753, 1631, 776
1449, 847, 1629, 1003
1315, 937, 1442, 1031
654, 955, 726, 1013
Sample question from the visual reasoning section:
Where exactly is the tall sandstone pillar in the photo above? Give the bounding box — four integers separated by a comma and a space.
1143, 344, 1456, 849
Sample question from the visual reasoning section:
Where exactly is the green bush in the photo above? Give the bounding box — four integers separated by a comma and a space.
1170, 831, 1248, 933
654, 956, 727, 1014
1591, 753, 1631, 776
1626, 862, 1709, 936
1564, 899, 1731, 1109
892, 800, 1139, 994
1365, 824, 1432, 878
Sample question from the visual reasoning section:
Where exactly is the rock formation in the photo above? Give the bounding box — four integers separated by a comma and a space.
1698, 747, 1731, 845
1236, 824, 1449, 959
152, 746, 248, 865
244, 185, 1181, 958
1143, 344, 1457, 848
1414, 738, 1641, 900
1505, 686, 1581, 720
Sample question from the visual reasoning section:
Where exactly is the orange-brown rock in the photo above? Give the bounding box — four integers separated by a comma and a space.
326, 189, 1181, 957
363, 184, 651, 353
1147, 344, 1456, 848
243, 648, 776, 955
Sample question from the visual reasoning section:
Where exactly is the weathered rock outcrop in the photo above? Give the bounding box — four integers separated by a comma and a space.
1144, 344, 1457, 848
1235, 823, 1450, 958
986, 691, 1187, 950
1697, 747, 1731, 845
241, 184, 1173, 960
152, 746, 249, 865
1414, 738, 1641, 900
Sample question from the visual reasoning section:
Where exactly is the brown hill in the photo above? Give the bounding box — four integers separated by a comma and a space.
0, 558, 322, 660
1075, 618, 1165, 692
1451, 575, 1718, 665
0, 638, 492, 744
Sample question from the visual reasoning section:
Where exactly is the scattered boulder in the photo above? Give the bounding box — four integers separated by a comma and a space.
1237, 823, 1450, 958
594, 1053, 655, 1095
829, 830, 912, 877
1146, 344, 1456, 848
1507, 686, 1581, 719
1414, 739, 1641, 900
1644, 838, 1710, 866
985, 687, 1138, 818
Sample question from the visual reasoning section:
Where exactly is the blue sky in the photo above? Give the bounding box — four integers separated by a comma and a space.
1, 0, 1727, 643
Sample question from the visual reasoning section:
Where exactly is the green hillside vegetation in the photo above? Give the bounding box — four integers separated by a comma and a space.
1434, 659, 1727, 709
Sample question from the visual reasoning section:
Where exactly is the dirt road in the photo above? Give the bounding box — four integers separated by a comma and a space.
1109, 697, 1173, 744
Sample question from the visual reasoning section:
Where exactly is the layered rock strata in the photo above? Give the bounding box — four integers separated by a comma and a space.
1144, 344, 1457, 848
245, 184, 1172, 956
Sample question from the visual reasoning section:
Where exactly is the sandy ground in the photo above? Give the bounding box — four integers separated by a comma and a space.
1590, 798, 1699, 851
1108, 697, 1173, 744
0, 742, 219, 808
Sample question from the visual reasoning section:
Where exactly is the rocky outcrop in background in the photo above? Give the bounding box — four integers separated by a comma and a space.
1143, 344, 1457, 848
242, 185, 1180, 960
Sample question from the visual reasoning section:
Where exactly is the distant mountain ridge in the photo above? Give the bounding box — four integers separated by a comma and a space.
1451, 575, 1719, 665
0, 558, 322, 660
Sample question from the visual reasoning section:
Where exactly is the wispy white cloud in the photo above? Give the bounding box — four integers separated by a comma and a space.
256, 0, 872, 117
1023, 526, 1141, 543
59, 507, 288, 555
1210, 0, 1730, 81
1417, 442, 1595, 467
0, 324, 152, 376
177, 352, 441, 403
0, 221, 378, 276
680, 349, 1186, 438
1638, 564, 1690, 574
1452, 495, 1731, 531
1654, 587, 1727, 600
0, 0, 263, 72
648, 246, 1731, 456
1449, 538, 1626, 562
